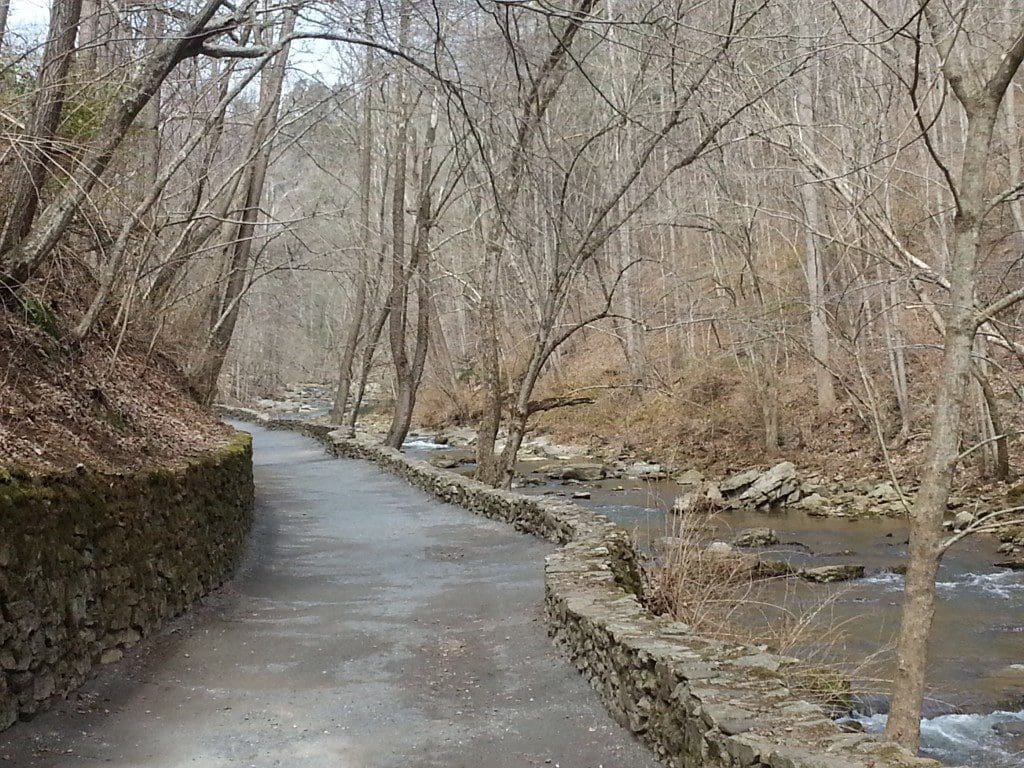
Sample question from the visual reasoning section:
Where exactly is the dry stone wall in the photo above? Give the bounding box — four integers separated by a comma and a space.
0, 432, 254, 730
223, 409, 938, 768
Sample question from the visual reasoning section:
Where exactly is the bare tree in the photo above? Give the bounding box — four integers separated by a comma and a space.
0, 0, 83, 260
885, 4, 1024, 751
187, 6, 298, 403
0, 0, 269, 295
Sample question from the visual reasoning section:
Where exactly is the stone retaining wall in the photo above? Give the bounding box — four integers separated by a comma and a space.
224, 408, 937, 768
0, 432, 254, 730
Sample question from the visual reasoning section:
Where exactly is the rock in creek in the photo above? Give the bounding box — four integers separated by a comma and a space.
430, 455, 463, 469
794, 493, 826, 512
624, 461, 667, 480
672, 483, 722, 514
731, 527, 779, 548
992, 721, 1024, 737
675, 469, 704, 486
546, 463, 607, 482
716, 462, 803, 511
798, 564, 866, 583
437, 426, 478, 447
994, 557, 1024, 571
719, 468, 761, 494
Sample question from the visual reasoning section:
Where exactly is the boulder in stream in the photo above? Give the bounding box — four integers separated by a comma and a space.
438, 426, 478, 447
994, 557, 1024, 570
720, 468, 761, 494
798, 564, 866, 583
719, 462, 802, 510
992, 721, 1024, 738
794, 493, 827, 513
732, 527, 779, 548
546, 463, 606, 482
429, 455, 462, 469
675, 469, 704, 486
672, 483, 723, 514
624, 461, 668, 480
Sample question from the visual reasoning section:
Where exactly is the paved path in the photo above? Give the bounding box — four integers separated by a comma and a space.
0, 424, 658, 767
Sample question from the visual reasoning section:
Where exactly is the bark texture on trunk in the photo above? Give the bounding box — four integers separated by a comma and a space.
885, 97, 1004, 751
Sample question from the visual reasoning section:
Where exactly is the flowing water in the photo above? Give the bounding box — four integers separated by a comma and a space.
402, 437, 1024, 767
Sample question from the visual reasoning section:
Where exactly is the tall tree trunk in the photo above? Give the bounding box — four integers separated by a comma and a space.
474, 243, 504, 483
794, 23, 835, 411
382, 9, 411, 447
386, 90, 438, 448
331, 0, 375, 423
885, 91, 1010, 752
0, 0, 10, 49
77, 0, 99, 73
0, 0, 83, 259
472, 0, 600, 484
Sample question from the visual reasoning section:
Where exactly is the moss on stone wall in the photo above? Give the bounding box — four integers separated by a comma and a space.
0, 432, 253, 730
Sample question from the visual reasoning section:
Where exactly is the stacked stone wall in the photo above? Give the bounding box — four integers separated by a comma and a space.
0, 433, 254, 728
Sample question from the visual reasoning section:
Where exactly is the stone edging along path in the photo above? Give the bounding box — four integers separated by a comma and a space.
222, 408, 937, 768
0, 432, 254, 731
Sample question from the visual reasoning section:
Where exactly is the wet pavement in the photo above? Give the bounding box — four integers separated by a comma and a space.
0, 424, 658, 768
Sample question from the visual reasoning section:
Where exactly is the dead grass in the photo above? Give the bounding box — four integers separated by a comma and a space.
0, 292, 230, 474
643, 511, 892, 713
415, 329, 1023, 491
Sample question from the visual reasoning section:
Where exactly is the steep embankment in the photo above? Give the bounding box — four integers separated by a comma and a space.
0, 306, 231, 474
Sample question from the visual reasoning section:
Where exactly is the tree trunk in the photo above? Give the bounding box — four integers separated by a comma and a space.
386, 89, 438, 448
331, 0, 375, 424
347, 302, 391, 436
0, 0, 10, 48
975, 364, 1010, 481
474, 243, 504, 484
886, 96, 1003, 751
76, 0, 99, 72
382, 18, 411, 448
794, 31, 835, 411
884, 270, 912, 444
0, 0, 83, 259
